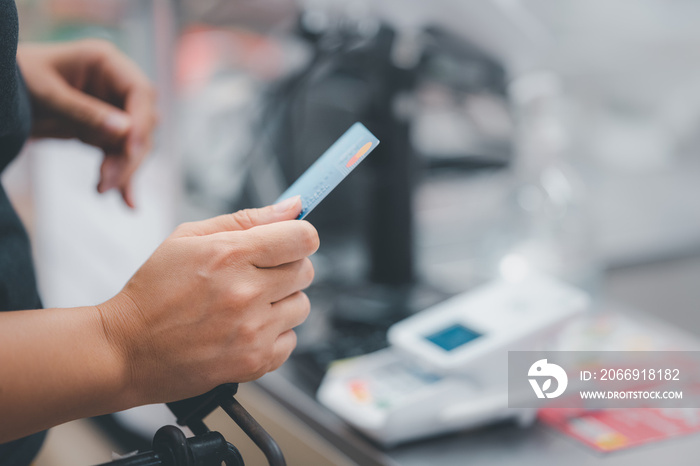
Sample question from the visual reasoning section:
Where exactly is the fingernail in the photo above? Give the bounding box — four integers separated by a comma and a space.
273, 195, 301, 213
104, 112, 131, 134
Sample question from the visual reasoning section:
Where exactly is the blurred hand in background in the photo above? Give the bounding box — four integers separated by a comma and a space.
17, 39, 158, 208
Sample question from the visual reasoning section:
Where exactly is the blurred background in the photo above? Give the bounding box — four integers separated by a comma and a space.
5, 0, 700, 464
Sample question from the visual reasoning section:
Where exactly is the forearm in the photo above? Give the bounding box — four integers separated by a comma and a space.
0, 305, 132, 443
0, 199, 317, 443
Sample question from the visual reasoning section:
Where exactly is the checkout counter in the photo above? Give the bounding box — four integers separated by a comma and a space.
246, 250, 700, 466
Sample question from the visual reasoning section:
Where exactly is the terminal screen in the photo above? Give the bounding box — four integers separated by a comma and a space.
425, 324, 481, 351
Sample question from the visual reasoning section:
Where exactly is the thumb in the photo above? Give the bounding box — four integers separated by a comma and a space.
49, 84, 132, 143
176, 196, 302, 237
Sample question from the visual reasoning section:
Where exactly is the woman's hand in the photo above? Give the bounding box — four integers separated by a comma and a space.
0, 197, 319, 442
17, 39, 158, 208
98, 196, 319, 404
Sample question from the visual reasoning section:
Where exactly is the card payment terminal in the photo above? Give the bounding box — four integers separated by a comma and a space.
317, 275, 589, 446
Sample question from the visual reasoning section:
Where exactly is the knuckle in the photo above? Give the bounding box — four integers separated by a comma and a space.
300, 291, 311, 310
247, 345, 275, 379
206, 239, 235, 271
301, 259, 315, 287
271, 338, 296, 373
297, 292, 311, 319
299, 221, 320, 253
225, 232, 258, 264
288, 330, 298, 350
230, 283, 263, 308
209, 234, 234, 253
260, 352, 276, 376
237, 321, 257, 342
239, 352, 264, 378
297, 257, 316, 290
231, 209, 258, 230
173, 222, 194, 236
283, 331, 298, 357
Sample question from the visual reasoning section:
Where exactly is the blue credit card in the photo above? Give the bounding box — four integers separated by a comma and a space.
275, 122, 380, 219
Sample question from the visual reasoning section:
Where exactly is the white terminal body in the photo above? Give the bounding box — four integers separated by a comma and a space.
317, 275, 589, 446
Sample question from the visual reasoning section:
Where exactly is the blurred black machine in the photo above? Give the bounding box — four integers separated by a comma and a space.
241, 5, 515, 387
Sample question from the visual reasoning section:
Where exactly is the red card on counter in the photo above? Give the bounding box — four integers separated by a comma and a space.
539, 407, 700, 452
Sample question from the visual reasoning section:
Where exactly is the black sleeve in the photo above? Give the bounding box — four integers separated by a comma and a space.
0, 0, 32, 172
0, 2, 46, 465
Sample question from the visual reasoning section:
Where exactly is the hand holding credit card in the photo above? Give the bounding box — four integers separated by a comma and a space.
275, 122, 380, 219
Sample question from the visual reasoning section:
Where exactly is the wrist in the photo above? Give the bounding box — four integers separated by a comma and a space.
94, 294, 145, 409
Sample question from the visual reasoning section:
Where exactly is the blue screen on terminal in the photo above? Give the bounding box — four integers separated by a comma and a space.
425, 324, 482, 351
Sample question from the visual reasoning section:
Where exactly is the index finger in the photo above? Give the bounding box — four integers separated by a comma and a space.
116, 85, 157, 206
117, 79, 157, 190
97, 44, 158, 187
242, 220, 320, 268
